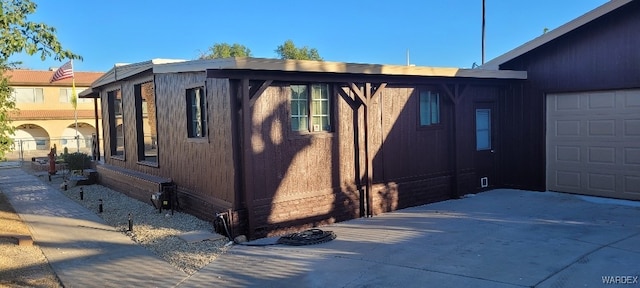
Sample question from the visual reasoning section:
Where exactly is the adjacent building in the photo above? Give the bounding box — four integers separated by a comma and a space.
5, 69, 104, 160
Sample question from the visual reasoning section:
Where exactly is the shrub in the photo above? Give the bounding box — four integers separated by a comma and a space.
62, 152, 91, 171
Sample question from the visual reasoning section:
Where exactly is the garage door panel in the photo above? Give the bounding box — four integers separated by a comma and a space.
624, 120, 640, 136
556, 146, 581, 162
588, 92, 616, 109
587, 173, 616, 192
547, 89, 640, 200
588, 146, 615, 164
555, 120, 581, 136
622, 91, 640, 107
624, 148, 640, 165
588, 120, 615, 136
624, 176, 640, 194
553, 170, 581, 189
555, 93, 581, 110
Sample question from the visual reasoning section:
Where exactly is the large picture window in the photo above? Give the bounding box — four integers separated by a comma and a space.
108, 89, 125, 157
290, 83, 331, 133
419, 90, 440, 126
13, 88, 44, 103
135, 81, 158, 163
186, 86, 207, 138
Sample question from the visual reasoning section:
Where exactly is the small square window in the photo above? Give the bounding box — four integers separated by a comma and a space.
290, 83, 332, 133
419, 90, 440, 126
186, 86, 207, 138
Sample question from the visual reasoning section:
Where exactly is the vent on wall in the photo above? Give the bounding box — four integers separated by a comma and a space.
481, 177, 489, 188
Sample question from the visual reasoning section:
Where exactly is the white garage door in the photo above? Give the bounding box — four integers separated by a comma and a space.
546, 90, 640, 200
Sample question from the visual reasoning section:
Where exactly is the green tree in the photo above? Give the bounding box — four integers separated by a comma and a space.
199, 42, 251, 59
0, 0, 82, 160
275, 40, 322, 61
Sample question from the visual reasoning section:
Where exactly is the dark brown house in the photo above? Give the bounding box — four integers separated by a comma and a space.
81, 0, 639, 239
82, 58, 525, 238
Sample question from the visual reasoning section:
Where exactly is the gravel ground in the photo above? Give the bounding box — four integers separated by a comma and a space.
32, 169, 230, 275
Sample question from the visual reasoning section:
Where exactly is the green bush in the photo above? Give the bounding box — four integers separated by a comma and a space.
62, 152, 91, 171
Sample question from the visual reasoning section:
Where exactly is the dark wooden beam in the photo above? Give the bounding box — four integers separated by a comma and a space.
441, 83, 469, 104
93, 97, 101, 161
440, 83, 456, 104
248, 80, 273, 106
240, 78, 255, 238
349, 82, 367, 106
364, 82, 374, 217
337, 86, 360, 109
371, 83, 387, 99
443, 83, 469, 199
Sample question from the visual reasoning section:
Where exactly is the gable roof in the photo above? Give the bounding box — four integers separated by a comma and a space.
482, 0, 633, 70
4, 69, 104, 86
90, 58, 185, 88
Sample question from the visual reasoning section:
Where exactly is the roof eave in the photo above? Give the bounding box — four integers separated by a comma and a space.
78, 87, 99, 98
91, 58, 186, 89
157, 57, 527, 80
482, 0, 633, 70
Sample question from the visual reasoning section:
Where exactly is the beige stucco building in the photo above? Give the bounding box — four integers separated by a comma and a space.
5, 69, 104, 160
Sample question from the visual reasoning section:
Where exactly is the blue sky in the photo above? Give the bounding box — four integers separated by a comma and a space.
11, 0, 608, 72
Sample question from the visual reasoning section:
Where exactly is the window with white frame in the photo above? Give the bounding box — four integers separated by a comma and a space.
476, 109, 491, 150
59, 88, 90, 103
419, 90, 440, 126
12, 88, 44, 103
186, 86, 207, 138
290, 83, 331, 132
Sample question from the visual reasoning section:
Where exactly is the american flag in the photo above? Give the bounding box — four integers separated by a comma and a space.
49, 60, 74, 83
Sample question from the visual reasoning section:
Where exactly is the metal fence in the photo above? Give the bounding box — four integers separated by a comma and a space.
5, 135, 102, 161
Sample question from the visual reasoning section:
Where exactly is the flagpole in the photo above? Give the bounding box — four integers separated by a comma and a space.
71, 60, 79, 153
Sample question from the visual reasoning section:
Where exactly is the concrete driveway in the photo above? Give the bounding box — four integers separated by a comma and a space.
181, 189, 640, 288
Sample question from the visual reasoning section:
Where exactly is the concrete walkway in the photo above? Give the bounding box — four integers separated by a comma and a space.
2, 166, 640, 287
181, 190, 640, 288
0, 167, 188, 287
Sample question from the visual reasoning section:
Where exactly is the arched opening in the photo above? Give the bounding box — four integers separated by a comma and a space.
60, 122, 96, 154
13, 124, 50, 151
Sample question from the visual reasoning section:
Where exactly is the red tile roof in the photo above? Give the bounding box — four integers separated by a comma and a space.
4, 70, 104, 86
9, 110, 102, 120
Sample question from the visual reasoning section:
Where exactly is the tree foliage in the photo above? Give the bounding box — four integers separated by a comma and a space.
0, 0, 82, 160
199, 42, 251, 59
0, 63, 15, 160
275, 40, 322, 61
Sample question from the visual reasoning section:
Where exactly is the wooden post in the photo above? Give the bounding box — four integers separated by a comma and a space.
364, 83, 373, 217
240, 78, 254, 238
93, 96, 101, 161
441, 83, 467, 199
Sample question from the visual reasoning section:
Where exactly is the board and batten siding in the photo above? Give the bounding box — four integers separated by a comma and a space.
245, 83, 482, 237
499, 0, 640, 191
371, 86, 454, 213
99, 72, 237, 220
246, 84, 360, 237
154, 74, 237, 214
